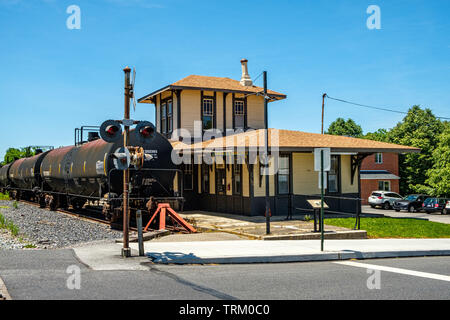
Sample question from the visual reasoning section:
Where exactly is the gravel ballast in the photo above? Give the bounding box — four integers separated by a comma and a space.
0, 200, 122, 249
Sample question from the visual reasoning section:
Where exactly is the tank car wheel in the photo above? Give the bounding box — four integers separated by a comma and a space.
39, 196, 46, 208
46, 195, 57, 211
49, 200, 58, 211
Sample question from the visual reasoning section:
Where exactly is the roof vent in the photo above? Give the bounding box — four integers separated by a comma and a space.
240, 59, 253, 87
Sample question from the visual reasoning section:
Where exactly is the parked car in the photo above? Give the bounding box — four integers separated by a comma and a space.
421, 197, 448, 214
393, 194, 430, 213
368, 191, 403, 210
444, 201, 450, 215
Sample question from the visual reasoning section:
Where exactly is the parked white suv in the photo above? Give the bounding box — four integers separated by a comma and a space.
368, 191, 403, 210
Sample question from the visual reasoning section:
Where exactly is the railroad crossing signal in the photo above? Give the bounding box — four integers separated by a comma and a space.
133, 121, 155, 144
99, 120, 122, 143
99, 119, 155, 144
111, 147, 131, 170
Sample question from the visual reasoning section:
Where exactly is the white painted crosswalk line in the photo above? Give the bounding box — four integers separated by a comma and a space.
335, 261, 450, 282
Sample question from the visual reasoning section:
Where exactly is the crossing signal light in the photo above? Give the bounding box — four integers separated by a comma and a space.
134, 121, 155, 143
99, 120, 123, 143
106, 125, 119, 136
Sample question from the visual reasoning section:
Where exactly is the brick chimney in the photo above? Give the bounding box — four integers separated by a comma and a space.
240, 59, 253, 86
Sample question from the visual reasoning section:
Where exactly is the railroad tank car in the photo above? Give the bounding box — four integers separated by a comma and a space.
15, 152, 49, 190
3, 123, 180, 222
0, 163, 12, 189
39, 128, 177, 218
8, 158, 27, 189
41, 130, 174, 195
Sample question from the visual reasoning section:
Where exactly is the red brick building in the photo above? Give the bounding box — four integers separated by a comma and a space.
360, 153, 400, 204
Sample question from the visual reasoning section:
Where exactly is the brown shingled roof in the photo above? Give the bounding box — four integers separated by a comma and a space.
138, 75, 286, 103
172, 129, 420, 154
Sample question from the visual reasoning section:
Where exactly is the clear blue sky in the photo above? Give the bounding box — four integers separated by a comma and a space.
1, 0, 449, 160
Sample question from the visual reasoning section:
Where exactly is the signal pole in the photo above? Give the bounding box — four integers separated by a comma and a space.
264, 71, 270, 235
321, 93, 326, 134
122, 66, 131, 258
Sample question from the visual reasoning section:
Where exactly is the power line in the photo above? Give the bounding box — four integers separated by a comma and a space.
325, 94, 450, 120
252, 71, 263, 84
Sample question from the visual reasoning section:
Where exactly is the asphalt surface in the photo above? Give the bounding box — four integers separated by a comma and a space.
362, 205, 450, 224
0, 249, 449, 300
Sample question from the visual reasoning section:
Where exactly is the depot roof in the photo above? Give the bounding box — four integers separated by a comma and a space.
171, 129, 421, 154
138, 75, 286, 103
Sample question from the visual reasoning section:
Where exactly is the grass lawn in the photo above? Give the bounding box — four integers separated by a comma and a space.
0, 192, 10, 200
325, 217, 450, 238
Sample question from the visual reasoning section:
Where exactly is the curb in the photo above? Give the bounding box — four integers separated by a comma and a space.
148, 249, 450, 265
263, 230, 367, 240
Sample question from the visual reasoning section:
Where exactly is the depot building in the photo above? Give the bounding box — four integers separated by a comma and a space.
138, 60, 419, 216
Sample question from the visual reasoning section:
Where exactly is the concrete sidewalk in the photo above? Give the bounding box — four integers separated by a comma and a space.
180, 210, 367, 240
73, 238, 450, 268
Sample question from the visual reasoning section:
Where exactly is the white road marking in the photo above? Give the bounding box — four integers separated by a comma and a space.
335, 261, 450, 282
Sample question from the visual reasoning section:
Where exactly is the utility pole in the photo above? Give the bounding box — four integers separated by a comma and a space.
264, 71, 270, 235
320, 150, 324, 251
122, 66, 131, 258
321, 93, 327, 134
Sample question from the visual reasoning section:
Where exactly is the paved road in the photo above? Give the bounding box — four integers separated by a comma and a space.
362, 205, 450, 224
0, 249, 449, 300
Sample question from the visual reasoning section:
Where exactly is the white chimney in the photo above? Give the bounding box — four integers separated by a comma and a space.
240, 59, 253, 86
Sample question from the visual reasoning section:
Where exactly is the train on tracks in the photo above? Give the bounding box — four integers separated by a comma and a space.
0, 124, 182, 223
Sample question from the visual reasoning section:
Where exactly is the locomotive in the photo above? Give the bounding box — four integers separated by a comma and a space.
0, 124, 181, 223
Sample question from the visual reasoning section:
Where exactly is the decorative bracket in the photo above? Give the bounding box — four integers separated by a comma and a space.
350, 153, 371, 185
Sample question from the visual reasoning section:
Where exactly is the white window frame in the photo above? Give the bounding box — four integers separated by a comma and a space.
378, 180, 390, 191
234, 100, 245, 129
167, 99, 173, 133
161, 102, 167, 134
202, 98, 214, 130
375, 153, 383, 164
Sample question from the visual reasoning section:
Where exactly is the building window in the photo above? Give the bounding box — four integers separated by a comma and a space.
375, 153, 383, 164
277, 155, 290, 195
161, 102, 167, 134
201, 165, 209, 193
234, 100, 245, 129
233, 163, 242, 195
167, 100, 173, 133
216, 165, 226, 195
202, 98, 214, 130
378, 180, 390, 191
327, 155, 340, 193
183, 164, 193, 190
160, 99, 173, 135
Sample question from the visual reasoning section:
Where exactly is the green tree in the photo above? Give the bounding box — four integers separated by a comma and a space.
3, 148, 23, 164
3, 147, 37, 164
426, 125, 450, 197
364, 128, 388, 142
326, 118, 363, 138
386, 106, 444, 194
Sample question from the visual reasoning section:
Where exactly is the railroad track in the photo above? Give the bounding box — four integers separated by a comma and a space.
17, 199, 137, 231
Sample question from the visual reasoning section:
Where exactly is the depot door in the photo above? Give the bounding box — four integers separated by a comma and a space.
216, 166, 227, 212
